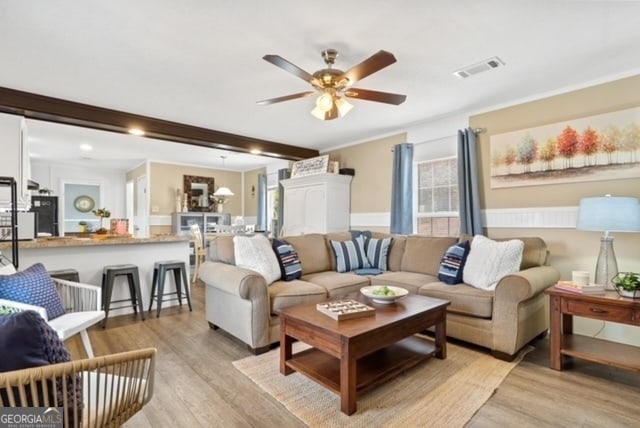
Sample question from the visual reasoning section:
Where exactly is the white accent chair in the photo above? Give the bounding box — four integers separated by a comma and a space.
0, 271, 105, 358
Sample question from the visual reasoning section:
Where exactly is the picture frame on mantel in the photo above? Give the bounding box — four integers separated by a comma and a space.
291, 155, 330, 178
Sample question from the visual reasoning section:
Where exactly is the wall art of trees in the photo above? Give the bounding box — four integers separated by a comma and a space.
490, 107, 640, 188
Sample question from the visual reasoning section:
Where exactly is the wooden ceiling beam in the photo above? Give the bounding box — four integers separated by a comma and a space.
0, 86, 319, 161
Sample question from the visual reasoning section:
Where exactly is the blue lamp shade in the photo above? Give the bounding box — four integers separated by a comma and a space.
576, 196, 640, 232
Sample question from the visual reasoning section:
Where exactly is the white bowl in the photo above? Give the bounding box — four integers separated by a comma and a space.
360, 285, 409, 304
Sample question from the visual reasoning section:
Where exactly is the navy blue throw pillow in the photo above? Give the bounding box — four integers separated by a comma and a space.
272, 239, 302, 281
0, 263, 65, 320
438, 241, 471, 285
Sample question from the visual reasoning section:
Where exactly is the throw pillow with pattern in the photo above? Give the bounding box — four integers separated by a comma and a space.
272, 239, 302, 281
438, 240, 471, 285
0, 263, 65, 320
330, 236, 370, 273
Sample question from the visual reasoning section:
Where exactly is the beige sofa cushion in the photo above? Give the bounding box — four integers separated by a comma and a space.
285, 234, 332, 274
207, 235, 236, 264
269, 280, 327, 313
374, 233, 406, 272
302, 271, 370, 297
518, 237, 548, 269
419, 282, 493, 318
400, 236, 457, 276
369, 271, 438, 294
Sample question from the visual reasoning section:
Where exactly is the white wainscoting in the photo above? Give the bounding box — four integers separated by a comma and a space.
149, 215, 172, 226
483, 206, 579, 228
350, 207, 579, 230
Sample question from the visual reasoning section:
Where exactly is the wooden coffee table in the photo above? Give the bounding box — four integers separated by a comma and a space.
279, 294, 450, 415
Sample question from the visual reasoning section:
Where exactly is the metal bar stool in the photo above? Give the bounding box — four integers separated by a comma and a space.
101, 264, 145, 327
148, 260, 193, 317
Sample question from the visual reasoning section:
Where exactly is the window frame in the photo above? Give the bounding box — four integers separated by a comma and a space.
414, 155, 460, 236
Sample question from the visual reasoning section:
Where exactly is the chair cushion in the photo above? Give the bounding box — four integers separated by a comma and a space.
369, 271, 438, 295
329, 237, 370, 273
438, 240, 471, 285
286, 234, 332, 274
0, 263, 65, 320
268, 280, 327, 313
0, 310, 82, 422
301, 271, 370, 297
272, 239, 302, 281
233, 235, 281, 285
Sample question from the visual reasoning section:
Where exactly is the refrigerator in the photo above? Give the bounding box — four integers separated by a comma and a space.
29, 195, 59, 236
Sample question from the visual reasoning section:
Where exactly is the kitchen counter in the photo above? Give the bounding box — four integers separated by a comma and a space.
0, 234, 189, 250
1, 234, 192, 317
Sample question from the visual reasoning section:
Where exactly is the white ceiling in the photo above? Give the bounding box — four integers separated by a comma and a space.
2, 1, 640, 170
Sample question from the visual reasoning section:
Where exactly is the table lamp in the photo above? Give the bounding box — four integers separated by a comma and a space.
576, 195, 640, 289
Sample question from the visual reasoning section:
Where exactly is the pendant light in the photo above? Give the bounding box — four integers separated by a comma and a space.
213, 155, 234, 198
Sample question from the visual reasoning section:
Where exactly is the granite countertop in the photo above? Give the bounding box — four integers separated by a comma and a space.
0, 234, 190, 250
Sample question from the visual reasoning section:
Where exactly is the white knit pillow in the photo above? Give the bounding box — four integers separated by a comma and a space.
233, 234, 281, 285
462, 235, 524, 290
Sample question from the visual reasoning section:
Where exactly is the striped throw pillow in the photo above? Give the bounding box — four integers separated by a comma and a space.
272, 239, 302, 281
438, 241, 471, 285
330, 237, 371, 273
365, 237, 392, 271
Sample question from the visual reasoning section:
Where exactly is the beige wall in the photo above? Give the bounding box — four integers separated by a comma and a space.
149, 162, 242, 216
325, 133, 407, 214
243, 167, 266, 217
470, 75, 640, 344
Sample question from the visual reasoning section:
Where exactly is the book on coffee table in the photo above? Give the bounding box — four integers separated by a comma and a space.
316, 300, 375, 321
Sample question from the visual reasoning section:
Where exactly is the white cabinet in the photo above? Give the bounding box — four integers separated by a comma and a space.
280, 173, 352, 236
0, 113, 30, 210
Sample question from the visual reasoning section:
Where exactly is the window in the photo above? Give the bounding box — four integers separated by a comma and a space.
416, 157, 460, 237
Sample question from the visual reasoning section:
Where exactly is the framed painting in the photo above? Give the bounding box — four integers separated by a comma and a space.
490, 106, 640, 188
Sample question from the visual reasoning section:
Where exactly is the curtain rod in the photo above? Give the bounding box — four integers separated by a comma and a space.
392, 127, 488, 151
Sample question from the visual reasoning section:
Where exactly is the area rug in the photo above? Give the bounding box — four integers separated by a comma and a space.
233, 341, 530, 428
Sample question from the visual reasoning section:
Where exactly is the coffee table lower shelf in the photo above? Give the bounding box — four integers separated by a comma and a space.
285, 335, 437, 396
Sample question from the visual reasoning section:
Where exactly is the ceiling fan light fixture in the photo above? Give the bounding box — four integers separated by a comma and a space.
334, 96, 353, 117
315, 92, 334, 112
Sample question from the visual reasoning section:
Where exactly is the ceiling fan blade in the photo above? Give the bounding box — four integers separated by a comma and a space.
263, 54, 314, 82
344, 88, 407, 105
256, 91, 316, 106
338, 50, 397, 85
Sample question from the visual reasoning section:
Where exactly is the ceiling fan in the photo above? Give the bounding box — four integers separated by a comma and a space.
257, 49, 407, 120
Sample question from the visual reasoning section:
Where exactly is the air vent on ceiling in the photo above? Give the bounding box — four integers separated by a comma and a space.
453, 56, 505, 79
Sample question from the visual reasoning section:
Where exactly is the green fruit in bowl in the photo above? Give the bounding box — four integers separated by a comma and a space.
373, 286, 395, 296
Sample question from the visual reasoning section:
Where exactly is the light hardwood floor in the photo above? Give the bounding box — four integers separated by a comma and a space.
66, 282, 640, 427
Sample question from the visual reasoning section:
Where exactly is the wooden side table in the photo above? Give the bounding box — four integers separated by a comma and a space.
545, 287, 640, 372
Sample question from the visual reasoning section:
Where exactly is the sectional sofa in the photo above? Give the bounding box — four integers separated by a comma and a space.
199, 232, 560, 360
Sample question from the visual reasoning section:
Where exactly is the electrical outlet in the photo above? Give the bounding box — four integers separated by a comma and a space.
151, 205, 160, 213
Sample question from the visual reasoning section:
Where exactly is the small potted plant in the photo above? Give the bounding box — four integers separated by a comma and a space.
612, 272, 640, 298
78, 221, 88, 233
92, 208, 111, 234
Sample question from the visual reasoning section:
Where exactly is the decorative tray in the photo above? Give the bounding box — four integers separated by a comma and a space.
316, 300, 375, 321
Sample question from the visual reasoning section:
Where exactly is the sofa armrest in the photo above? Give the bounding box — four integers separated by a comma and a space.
492, 265, 560, 356
494, 265, 561, 303
199, 261, 268, 300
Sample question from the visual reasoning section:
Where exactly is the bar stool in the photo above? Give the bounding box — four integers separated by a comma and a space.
148, 260, 193, 317
101, 264, 145, 327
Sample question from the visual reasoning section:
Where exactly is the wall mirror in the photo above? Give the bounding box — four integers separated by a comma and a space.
183, 175, 215, 211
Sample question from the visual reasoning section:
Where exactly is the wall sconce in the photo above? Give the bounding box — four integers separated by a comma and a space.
251, 185, 256, 197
